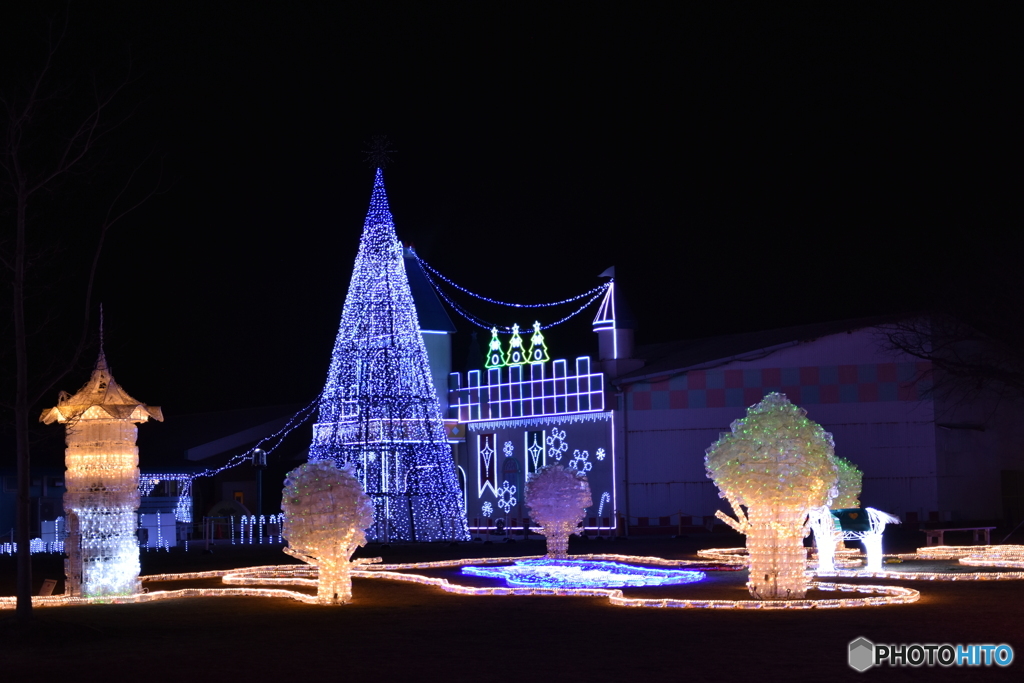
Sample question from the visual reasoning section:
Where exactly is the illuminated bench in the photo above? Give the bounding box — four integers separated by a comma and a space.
922, 527, 995, 546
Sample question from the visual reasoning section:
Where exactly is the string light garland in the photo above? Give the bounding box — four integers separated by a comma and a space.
11, 549, 1024, 611
8, 552, 978, 611
309, 168, 469, 542
696, 545, 1024, 581
705, 393, 839, 599
416, 255, 609, 308
189, 399, 319, 480
417, 264, 606, 331
140, 474, 194, 523
40, 350, 163, 598
904, 545, 1024, 563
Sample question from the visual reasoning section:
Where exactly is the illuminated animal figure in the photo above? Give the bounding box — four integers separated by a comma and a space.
811, 506, 900, 573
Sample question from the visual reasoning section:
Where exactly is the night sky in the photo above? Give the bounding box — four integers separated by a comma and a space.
2, 4, 1019, 418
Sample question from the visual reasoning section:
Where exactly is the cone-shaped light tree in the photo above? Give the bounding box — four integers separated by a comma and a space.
309, 169, 470, 542
705, 393, 838, 599
40, 350, 162, 597
525, 465, 592, 559
282, 460, 374, 604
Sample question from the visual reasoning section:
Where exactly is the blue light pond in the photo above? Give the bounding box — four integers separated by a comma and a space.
461, 559, 706, 589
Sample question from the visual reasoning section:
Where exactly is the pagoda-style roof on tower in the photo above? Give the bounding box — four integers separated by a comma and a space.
40, 351, 163, 424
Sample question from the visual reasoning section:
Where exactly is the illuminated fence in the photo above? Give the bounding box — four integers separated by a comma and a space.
1, 513, 288, 555
0, 538, 64, 556
202, 514, 285, 545
449, 357, 605, 422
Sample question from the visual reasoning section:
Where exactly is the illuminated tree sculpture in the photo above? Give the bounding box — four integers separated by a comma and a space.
40, 350, 162, 598
282, 460, 374, 604
705, 393, 838, 599
527, 321, 550, 364
486, 327, 504, 369
525, 465, 592, 559
309, 168, 470, 542
504, 323, 526, 366
810, 455, 862, 573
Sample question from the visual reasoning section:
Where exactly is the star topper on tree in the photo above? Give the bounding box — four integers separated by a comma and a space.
362, 135, 396, 169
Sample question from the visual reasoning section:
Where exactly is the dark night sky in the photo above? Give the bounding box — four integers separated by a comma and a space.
2, 4, 1019, 417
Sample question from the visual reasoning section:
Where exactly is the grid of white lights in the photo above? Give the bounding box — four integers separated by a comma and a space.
449, 357, 605, 423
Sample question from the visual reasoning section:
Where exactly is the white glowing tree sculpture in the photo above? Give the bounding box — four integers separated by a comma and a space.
282, 460, 375, 605
40, 351, 162, 598
309, 169, 470, 542
525, 465, 592, 559
705, 393, 838, 599
810, 455, 863, 573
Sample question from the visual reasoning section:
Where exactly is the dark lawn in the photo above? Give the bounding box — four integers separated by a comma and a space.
1, 533, 1021, 682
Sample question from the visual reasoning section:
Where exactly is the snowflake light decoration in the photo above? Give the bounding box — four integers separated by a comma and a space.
503, 441, 514, 458
481, 501, 494, 518
546, 428, 568, 462
596, 448, 606, 461
497, 480, 517, 514
569, 449, 592, 474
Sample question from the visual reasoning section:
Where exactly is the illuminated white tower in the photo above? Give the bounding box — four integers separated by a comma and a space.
41, 349, 162, 597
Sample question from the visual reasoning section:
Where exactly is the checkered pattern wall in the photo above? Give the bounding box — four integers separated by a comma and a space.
625, 362, 933, 410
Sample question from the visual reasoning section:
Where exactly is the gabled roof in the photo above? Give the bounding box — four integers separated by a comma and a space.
135, 403, 307, 468
404, 247, 457, 333
613, 315, 896, 384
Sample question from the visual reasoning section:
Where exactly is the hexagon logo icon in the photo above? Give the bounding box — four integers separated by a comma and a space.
849, 637, 875, 672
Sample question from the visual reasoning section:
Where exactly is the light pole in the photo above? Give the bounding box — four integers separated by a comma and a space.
252, 448, 267, 519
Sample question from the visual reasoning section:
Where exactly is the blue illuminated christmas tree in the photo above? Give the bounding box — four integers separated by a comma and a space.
310, 169, 470, 542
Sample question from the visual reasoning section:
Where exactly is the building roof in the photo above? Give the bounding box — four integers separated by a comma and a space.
135, 403, 308, 469
613, 316, 896, 384
39, 350, 163, 425
404, 246, 457, 333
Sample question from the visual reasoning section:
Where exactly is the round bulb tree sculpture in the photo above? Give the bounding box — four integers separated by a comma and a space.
705, 393, 838, 599
282, 460, 375, 604
525, 465, 592, 559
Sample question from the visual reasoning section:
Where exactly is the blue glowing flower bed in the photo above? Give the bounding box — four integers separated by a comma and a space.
461, 559, 706, 589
